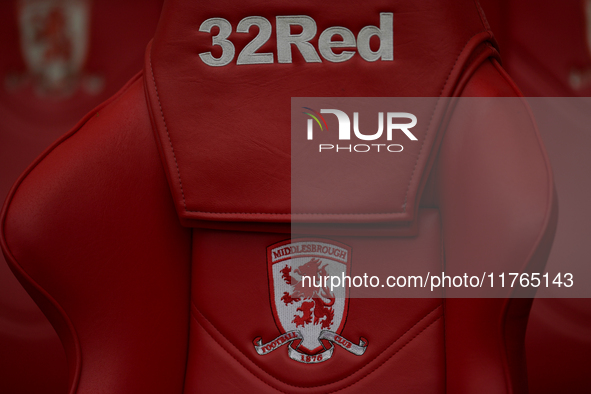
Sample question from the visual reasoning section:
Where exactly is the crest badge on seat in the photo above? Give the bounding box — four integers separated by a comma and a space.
11, 0, 104, 96
253, 239, 367, 363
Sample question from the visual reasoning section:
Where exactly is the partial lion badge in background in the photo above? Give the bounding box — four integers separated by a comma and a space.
253, 239, 367, 364
11, 0, 103, 96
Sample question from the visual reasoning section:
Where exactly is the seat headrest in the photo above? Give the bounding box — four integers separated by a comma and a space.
145, 0, 495, 229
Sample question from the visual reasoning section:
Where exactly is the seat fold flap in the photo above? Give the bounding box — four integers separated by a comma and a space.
144, 0, 495, 227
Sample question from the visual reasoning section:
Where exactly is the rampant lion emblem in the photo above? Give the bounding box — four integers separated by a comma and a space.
280, 259, 335, 329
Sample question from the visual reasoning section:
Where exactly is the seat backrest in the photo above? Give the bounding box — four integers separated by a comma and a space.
0, 1, 163, 393
1, 1, 556, 393
479, 1, 591, 393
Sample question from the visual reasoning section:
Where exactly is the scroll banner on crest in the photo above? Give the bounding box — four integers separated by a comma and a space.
253, 330, 368, 364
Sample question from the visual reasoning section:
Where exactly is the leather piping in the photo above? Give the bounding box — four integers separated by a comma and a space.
0, 72, 144, 394
191, 301, 443, 393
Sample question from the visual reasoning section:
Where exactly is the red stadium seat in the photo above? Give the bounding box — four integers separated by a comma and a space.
0, 1, 163, 393
1, 1, 556, 392
479, 1, 591, 392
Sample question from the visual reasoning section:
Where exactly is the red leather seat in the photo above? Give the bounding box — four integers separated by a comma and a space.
0, 1, 163, 393
479, 1, 591, 393
1, 0, 556, 392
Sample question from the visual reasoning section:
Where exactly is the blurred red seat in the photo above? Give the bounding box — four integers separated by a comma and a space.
0, 1, 163, 393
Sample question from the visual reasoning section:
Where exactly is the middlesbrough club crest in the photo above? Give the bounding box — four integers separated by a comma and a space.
253, 239, 367, 364
11, 0, 104, 96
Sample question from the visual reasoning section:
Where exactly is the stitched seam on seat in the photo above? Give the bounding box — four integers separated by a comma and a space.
149, 46, 188, 210
402, 30, 487, 213
473, 0, 492, 31
149, 32, 487, 216
191, 302, 442, 391
0, 71, 143, 394
329, 316, 442, 394
491, 58, 556, 394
